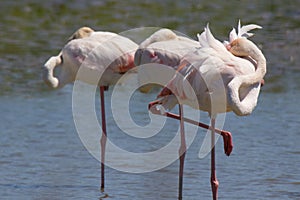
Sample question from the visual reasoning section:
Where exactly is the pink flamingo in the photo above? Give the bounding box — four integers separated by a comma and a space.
135, 27, 235, 155
134, 28, 199, 93
149, 22, 266, 199
135, 23, 261, 198
135, 28, 199, 67
42, 27, 138, 191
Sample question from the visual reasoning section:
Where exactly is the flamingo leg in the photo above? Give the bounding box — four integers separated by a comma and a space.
100, 86, 107, 192
148, 101, 233, 156
210, 118, 219, 200
178, 104, 186, 200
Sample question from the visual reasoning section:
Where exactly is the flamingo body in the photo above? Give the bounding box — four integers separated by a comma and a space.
43, 29, 138, 88
134, 29, 199, 93
135, 28, 198, 66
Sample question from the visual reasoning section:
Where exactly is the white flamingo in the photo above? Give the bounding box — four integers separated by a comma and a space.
135, 28, 199, 66
43, 27, 138, 89
42, 27, 138, 191
149, 22, 266, 200
134, 28, 199, 93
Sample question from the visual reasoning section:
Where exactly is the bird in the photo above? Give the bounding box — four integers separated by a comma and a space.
134, 27, 264, 93
134, 28, 199, 93
135, 26, 235, 199
43, 27, 138, 89
134, 25, 263, 134
148, 22, 266, 200
135, 27, 242, 153
42, 26, 138, 191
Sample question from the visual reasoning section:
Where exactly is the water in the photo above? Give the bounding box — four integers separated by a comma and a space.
0, 0, 300, 199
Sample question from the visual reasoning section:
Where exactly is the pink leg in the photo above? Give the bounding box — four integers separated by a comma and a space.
148, 101, 233, 156
165, 111, 232, 156
178, 104, 186, 200
100, 86, 107, 192
210, 118, 219, 200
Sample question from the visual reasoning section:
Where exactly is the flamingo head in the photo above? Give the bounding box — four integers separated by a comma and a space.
223, 20, 262, 51
67, 27, 94, 41
226, 37, 258, 58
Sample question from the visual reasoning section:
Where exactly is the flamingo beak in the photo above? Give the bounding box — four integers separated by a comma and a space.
260, 79, 265, 87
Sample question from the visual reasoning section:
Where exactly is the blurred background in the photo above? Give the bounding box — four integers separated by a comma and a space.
0, 0, 299, 199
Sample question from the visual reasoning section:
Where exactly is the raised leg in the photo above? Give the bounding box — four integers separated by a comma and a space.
100, 86, 107, 192
148, 101, 233, 156
210, 118, 219, 200
178, 104, 186, 200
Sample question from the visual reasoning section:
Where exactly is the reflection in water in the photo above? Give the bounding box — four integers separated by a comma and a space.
0, 1, 299, 199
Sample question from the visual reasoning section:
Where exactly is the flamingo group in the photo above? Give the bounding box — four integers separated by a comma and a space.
42, 21, 266, 200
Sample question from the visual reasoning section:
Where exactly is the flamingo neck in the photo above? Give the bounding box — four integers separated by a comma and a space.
240, 47, 266, 86
45, 70, 59, 88
228, 46, 266, 116
43, 56, 60, 88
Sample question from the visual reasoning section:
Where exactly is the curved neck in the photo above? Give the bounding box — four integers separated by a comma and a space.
228, 46, 266, 116
43, 55, 61, 88
239, 47, 266, 86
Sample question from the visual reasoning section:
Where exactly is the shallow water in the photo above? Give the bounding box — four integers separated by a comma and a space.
0, 1, 300, 199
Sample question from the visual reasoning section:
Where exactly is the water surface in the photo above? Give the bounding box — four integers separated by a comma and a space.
0, 1, 299, 199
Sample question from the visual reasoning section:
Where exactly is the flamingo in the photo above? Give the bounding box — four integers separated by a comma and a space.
42, 27, 138, 89
149, 22, 266, 199
135, 24, 244, 198
135, 28, 199, 67
135, 27, 238, 142
134, 28, 199, 93
42, 27, 138, 191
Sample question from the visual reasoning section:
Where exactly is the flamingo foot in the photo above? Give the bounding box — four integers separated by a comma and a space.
220, 131, 233, 156
148, 99, 165, 115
